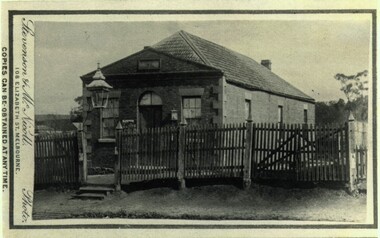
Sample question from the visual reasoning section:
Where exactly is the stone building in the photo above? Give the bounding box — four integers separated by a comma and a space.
80, 30, 315, 168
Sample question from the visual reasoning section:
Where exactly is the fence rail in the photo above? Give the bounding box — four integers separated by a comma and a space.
34, 132, 79, 186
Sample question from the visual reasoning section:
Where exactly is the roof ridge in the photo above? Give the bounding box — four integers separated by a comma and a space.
145, 47, 220, 71
178, 30, 213, 67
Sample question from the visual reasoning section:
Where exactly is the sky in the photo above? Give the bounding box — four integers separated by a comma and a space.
35, 19, 371, 115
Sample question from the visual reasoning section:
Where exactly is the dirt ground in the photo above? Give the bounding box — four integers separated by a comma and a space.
32, 182, 366, 222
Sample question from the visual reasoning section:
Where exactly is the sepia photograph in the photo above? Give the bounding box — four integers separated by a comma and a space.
1, 1, 378, 237
32, 19, 371, 222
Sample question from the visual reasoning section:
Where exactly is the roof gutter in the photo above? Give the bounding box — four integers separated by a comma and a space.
226, 79, 315, 104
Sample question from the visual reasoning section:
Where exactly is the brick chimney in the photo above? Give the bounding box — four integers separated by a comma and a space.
261, 60, 271, 70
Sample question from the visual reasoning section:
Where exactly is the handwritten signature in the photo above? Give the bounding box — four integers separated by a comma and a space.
20, 18, 34, 147
21, 188, 33, 223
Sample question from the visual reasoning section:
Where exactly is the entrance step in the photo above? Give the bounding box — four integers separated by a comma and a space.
72, 193, 105, 200
72, 186, 115, 200
79, 186, 114, 196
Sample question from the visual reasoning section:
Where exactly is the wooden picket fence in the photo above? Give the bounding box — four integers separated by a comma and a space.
119, 124, 246, 183
118, 122, 354, 184
184, 124, 246, 178
119, 127, 178, 183
34, 132, 79, 186
252, 123, 350, 182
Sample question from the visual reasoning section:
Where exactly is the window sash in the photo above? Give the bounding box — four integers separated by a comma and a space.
101, 98, 119, 138
278, 106, 283, 124
304, 109, 308, 124
245, 99, 251, 120
183, 97, 201, 119
102, 118, 116, 138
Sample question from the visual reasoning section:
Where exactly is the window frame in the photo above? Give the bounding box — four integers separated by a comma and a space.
137, 59, 161, 72
278, 105, 283, 124
304, 109, 308, 124
182, 96, 202, 123
245, 99, 251, 121
100, 98, 119, 139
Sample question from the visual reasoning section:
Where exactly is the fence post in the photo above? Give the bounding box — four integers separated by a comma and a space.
114, 121, 123, 192
177, 120, 187, 189
243, 116, 253, 190
77, 124, 87, 184
347, 112, 357, 193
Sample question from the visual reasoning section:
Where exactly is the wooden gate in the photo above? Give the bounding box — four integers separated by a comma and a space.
34, 132, 79, 186
119, 127, 178, 184
252, 123, 349, 182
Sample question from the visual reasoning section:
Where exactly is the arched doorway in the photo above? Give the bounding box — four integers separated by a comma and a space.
138, 91, 162, 130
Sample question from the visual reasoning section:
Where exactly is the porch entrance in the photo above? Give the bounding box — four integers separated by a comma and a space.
139, 106, 162, 130
138, 91, 163, 130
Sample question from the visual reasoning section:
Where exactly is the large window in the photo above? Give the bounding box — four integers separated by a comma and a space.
278, 106, 283, 124
245, 99, 251, 120
183, 97, 201, 124
101, 98, 119, 138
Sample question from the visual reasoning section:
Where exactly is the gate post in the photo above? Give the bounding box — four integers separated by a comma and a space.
243, 116, 253, 190
177, 120, 187, 189
347, 112, 357, 193
77, 123, 87, 184
114, 121, 123, 192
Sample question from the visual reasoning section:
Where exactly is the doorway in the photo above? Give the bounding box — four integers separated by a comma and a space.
138, 91, 163, 130
139, 106, 162, 129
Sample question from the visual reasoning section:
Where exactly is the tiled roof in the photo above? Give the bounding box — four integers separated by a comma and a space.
152, 31, 313, 101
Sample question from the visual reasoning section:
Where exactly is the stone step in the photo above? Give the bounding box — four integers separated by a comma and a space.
72, 193, 105, 200
78, 186, 114, 195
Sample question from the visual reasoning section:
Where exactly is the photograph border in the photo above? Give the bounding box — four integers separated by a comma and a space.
7, 9, 378, 229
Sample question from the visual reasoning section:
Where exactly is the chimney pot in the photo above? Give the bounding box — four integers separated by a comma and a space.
261, 60, 272, 70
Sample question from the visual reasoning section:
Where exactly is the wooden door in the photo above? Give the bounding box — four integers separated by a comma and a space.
139, 106, 162, 130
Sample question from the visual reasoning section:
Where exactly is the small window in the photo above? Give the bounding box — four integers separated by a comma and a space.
138, 59, 160, 71
245, 99, 251, 120
101, 98, 119, 138
183, 97, 201, 124
278, 106, 283, 124
304, 109, 308, 124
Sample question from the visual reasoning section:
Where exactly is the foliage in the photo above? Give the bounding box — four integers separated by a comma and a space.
334, 70, 368, 102
70, 96, 83, 122
315, 99, 346, 124
317, 70, 369, 124
315, 96, 368, 124
35, 114, 76, 133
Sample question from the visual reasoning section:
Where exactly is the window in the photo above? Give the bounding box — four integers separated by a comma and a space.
304, 109, 308, 124
182, 97, 201, 124
101, 98, 119, 138
139, 91, 162, 106
138, 59, 160, 71
278, 106, 283, 124
245, 99, 251, 120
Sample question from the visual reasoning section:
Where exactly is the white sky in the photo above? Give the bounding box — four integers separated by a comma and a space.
35, 19, 371, 114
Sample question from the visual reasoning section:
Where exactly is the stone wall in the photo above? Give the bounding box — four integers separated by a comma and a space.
223, 83, 315, 124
